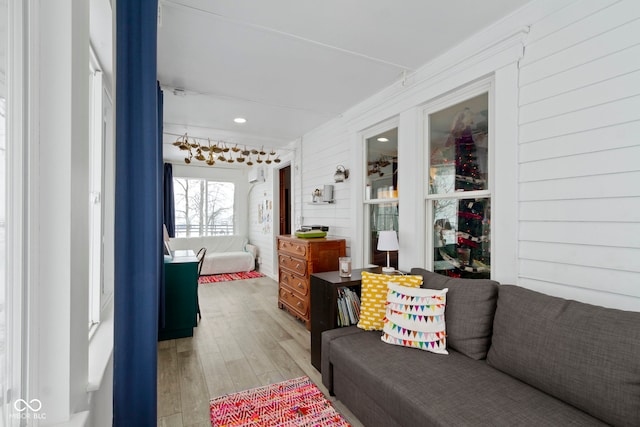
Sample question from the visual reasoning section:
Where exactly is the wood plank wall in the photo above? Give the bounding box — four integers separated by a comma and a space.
251, 0, 640, 311
517, 0, 640, 310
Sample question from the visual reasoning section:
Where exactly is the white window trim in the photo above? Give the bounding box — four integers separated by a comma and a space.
359, 117, 399, 268
173, 177, 237, 237
4, 0, 27, 423
88, 47, 104, 335
422, 78, 495, 275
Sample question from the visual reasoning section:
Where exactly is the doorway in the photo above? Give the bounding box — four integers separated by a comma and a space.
279, 166, 292, 235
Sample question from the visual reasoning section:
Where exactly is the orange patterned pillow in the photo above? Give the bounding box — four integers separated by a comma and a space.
356, 271, 423, 331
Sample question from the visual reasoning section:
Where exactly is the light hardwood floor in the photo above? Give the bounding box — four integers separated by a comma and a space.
157, 275, 364, 427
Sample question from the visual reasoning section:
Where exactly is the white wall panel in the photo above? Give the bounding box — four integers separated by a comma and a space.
520, 3, 640, 84
519, 121, 640, 162
288, 0, 640, 311
520, 70, 640, 124
519, 260, 640, 299
520, 43, 640, 105
520, 171, 640, 201
518, 278, 640, 311
520, 198, 640, 222
248, 170, 276, 279
517, 0, 640, 310
523, 0, 616, 46
520, 95, 640, 143
299, 123, 353, 249
520, 221, 640, 248
520, 145, 640, 182
519, 241, 640, 274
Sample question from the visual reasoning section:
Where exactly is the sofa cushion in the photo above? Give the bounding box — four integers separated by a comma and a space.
329, 330, 607, 426
381, 283, 448, 354
201, 251, 254, 275
170, 235, 248, 253
487, 285, 640, 427
356, 272, 422, 331
411, 268, 499, 359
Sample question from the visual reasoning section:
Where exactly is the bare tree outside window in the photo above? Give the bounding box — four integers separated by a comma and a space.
173, 178, 235, 237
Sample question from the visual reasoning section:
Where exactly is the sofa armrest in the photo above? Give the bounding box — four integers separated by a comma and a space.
245, 243, 258, 259
321, 326, 365, 394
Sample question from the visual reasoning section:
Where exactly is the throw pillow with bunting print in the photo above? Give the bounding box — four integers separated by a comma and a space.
382, 282, 448, 354
356, 271, 423, 331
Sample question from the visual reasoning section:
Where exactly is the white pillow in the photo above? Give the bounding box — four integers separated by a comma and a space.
381, 282, 448, 355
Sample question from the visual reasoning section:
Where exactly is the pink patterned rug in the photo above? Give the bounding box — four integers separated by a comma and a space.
199, 271, 265, 284
209, 376, 350, 426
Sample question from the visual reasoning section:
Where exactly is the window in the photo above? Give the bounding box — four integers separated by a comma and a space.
426, 91, 491, 278
88, 49, 114, 333
364, 126, 399, 268
173, 178, 235, 237
0, 47, 7, 427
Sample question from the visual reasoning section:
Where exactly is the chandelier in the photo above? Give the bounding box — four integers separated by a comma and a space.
172, 134, 281, 167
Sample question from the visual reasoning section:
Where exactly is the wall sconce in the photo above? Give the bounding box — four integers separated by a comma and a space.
334, 165, 350, 183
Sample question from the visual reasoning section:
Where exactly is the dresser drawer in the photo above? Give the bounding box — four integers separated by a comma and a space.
279, 286, 308, 317
279, 268, 309, 297
278, 239, 307, 257
278, 254, 307, 276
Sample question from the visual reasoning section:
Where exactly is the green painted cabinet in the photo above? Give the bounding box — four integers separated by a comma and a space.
159, 250, 198, 341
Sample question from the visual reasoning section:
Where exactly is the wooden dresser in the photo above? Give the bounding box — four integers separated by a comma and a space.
277, 235, 346, 330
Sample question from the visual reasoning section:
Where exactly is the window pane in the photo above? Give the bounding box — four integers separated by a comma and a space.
432, 197, 490, 278
366, 128, 397, 200
173, 178, 234, 237
429, 93, 488, 194
364, 127, 399, 268
368, 202, 399, 268
205, 181, 234, 235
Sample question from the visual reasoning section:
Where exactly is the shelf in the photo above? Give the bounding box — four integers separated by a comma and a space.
307, 200, 335, 205
364, 198, 398, 204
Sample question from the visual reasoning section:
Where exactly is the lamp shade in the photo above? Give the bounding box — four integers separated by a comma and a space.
377, 230, 399, 251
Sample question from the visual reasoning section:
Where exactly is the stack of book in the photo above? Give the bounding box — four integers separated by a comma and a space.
337, 287, 361, 327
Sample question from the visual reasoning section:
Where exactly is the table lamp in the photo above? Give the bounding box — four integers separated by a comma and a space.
377, 230, 399, 274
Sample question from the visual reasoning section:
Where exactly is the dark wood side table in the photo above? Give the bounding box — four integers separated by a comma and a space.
310, 267, 383, 371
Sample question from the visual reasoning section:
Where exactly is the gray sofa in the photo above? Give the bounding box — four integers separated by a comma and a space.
321, 268, 640, 426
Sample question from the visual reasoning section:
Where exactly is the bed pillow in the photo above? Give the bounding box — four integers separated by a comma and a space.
356, 272, 422, 331
382, 282, 448, 354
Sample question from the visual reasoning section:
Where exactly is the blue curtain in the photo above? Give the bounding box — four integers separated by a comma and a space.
114, 1, 160, 425
163, 163, 175, 237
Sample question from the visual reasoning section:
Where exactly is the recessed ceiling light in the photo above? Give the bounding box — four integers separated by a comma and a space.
377, 137, 389, 142
234, 117, 247, 124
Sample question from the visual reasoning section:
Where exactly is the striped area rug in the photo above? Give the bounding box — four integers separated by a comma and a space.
210, 376, 350, 426
198, 271, 265, 284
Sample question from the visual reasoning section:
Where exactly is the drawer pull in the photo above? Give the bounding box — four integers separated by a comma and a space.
297, 301, 303, 308
297, 283, 303, 289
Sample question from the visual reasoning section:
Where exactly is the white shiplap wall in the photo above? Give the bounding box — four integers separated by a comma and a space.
517, 0, 640, 310
299, 125, 354, 253
248, 166, 277, 279
291, 0, 639, 311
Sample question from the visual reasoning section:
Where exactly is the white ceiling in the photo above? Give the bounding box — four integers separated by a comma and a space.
157, 0, 531, 163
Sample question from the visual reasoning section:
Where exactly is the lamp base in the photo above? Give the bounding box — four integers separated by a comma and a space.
381, 266, 395, 274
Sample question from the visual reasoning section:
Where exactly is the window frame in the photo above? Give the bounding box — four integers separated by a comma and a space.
88, 47, 113, 335
172, 177, 237, 237
361, 117, 400, 268
423, 80, 494, 276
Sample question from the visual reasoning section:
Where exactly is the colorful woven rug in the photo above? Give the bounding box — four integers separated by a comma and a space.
199, 271, 265, 284
210, 376, 350, 427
